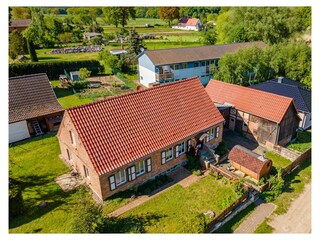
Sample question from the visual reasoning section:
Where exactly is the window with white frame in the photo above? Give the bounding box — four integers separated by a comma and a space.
187, 139, 192, 152
115, 169, 126, 186
175, 142, 186, 157
83, 165, 90, 179
109, 175, 116, 190
127, 166, 136, 181
146, 158, 152, 172
70, 130, 76, 145
206, 128, 215, 142
161, 148, 173, 164
215, 126, 220, 138
135, 160, 145, 177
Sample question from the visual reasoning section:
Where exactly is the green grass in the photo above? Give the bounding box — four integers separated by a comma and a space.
215, 202, 256, 233
120, 175, 238, 233
51, 80, 94, 109
272, 158, 311, 215
287, 130, 311, 153
265, 152, 292, 169
9, 133, 87, 233
254, 218, 273, 233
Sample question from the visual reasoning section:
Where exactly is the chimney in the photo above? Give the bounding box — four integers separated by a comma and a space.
278, 76, 284, 83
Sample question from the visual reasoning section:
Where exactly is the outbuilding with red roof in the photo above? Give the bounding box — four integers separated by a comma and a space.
205, 80, 300, 146
57, 77, 224, 200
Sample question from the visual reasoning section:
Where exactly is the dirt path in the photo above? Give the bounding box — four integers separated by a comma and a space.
268, 183, 311, 233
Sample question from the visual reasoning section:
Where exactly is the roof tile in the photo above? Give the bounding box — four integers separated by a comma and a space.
67, 77, 224, 175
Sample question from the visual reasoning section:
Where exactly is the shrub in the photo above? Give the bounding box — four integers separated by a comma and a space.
232, 179, 246, 196
261, 167, 285, 202
9, 60, 103, 79
9, 178, 24, 219
214, 141, 228, 156
209, 170, 222, 180
185, 154, 201, 172
192, 169, 202, 176
72, 80, 88, 90
221, 177, 229, 185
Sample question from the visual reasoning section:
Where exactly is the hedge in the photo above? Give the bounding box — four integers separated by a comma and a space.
9, 60, 103, 79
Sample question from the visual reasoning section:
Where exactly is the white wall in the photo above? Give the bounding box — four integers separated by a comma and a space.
298, 112, 312, 129
139, 65, 156, 87
9, 120, 30, 144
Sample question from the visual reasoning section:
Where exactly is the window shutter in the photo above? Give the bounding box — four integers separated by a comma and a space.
176, 145, 179, 158
131, 166, 136, 180
109, 175, 116, 191
216, 127, 220, 138
182, 142, 185, 153
146, 158, 152, 172
161, 152, 166, 164
206, 131, 210, 142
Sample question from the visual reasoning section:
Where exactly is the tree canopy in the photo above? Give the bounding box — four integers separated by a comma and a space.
102, 7, 136, 28
158, 7, 180, 26
213, 42, 311, 88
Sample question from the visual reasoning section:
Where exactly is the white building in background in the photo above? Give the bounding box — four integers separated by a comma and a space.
138, 41, 266, 87
172, 18, 203, 31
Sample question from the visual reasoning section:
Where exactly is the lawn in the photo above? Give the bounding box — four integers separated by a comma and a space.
9, 133, 87, 233
51, 80, 94, 109
287, 130, 311, 153
265, 152, 292, 169
120, 175, 239, 233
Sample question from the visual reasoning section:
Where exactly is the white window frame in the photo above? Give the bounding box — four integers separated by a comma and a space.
135, 160, 145, 177
70, 130, 76, 145
187, 139, 192, 152
175, 142, 186, 157
128, 166, 136, 181
216, 126, 220, 138
115, 169, 127, 186
83, 165, 90, 179
161, 148, 173, 164
109, 175, 116, 191
146, 158, 152, 172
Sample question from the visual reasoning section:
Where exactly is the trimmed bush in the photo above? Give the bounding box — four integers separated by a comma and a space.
73, 81, 88, 90
9, 60, 103, 79
214, 141, 228, 156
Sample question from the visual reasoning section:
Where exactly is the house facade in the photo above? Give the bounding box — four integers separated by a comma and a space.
206, 80, 301, 147
138, 41, 266, 87
172, 18, 203, 31
250, 77, 311, 129
9, 73, 64, 143
57, 77, 225, 200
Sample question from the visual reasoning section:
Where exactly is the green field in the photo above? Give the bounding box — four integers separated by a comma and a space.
120, 176, 239, 233
265, 152, 292, 169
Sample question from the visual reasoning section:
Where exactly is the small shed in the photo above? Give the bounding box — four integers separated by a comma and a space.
70, 71, 80, 81
228, 145, 272, 180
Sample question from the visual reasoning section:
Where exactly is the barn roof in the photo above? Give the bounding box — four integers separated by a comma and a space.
9, 73, 63, 123
142, 41, 266, 66
67, 77, 224, 175
228, 145, 269, 174
205, 80, 297, 123
250, 80, 311, 113
9, 19, 32, 28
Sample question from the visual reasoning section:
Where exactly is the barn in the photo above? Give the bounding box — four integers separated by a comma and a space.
9, 73, 64, 143
228, 145, 273, 180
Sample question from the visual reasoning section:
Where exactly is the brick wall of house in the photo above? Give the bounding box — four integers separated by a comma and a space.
58, 113, 224, 200
57, 112, 103, 199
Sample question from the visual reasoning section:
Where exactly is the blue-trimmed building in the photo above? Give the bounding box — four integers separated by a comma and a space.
138, 41, 266, 87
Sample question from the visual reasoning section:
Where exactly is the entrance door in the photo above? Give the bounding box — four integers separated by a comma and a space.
229, 117, 236, 131
235, 119, 243, 133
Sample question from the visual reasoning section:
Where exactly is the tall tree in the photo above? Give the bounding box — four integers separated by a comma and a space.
102, 7, 135, 28
9, 30, 28, 59
158, 7, 180, 26
127, 28, 144, 56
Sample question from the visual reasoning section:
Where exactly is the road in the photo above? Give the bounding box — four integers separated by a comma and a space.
268, 183, 311, 233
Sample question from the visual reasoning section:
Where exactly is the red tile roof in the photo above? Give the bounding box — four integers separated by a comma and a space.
9, 73, 64, 123
67, 77, 224, 176
206, 80, 296, 123
228, 145, 270, 174
186, 18, 199, 26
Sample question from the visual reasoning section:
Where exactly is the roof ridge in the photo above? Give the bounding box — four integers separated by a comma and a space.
211, 79, 294, 103
9, 73, 47, 80
145, 41, 264, 53
68, 77, 200, 111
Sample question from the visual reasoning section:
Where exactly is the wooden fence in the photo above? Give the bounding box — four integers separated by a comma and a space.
206, 192, 249, 232
282, 148, 311, 177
